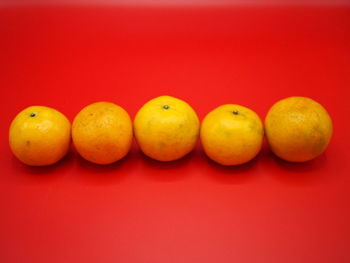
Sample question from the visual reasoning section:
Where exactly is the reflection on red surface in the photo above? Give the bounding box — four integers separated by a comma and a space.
1, 5, 350, 263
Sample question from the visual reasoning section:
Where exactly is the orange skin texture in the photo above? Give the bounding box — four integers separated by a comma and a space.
200, 104, 264, 166
9, 106, 71, 166
265, 96, 333, 162
134, 96, 200, 162
72, 102, 133, 165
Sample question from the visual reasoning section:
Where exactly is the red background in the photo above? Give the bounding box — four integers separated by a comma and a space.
1, 3, 350, 263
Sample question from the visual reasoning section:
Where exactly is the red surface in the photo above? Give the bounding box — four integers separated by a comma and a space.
1, 4, 350, 263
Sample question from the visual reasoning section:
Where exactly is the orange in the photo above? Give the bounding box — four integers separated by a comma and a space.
9, 106, 71, 166
265, 96, 333, 162
134, 95, 200, 161
200, 104, 264, 166
72, 102, 133, 165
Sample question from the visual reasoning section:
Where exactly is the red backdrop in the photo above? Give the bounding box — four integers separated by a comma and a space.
1, 3, 350, 263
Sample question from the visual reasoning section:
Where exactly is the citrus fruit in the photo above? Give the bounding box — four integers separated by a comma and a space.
200, 104, 264, 166
134, 95, 200, 161
72, 102, 133, 165
9, 106, 71, 166
265, 96, 333, 162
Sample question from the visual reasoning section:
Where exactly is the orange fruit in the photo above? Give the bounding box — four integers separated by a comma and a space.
72, 102, 133, 165
265, 96, 333, 162
9, 106, 71, 166
200, 104, 264, 166
134, 95, 200, 161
